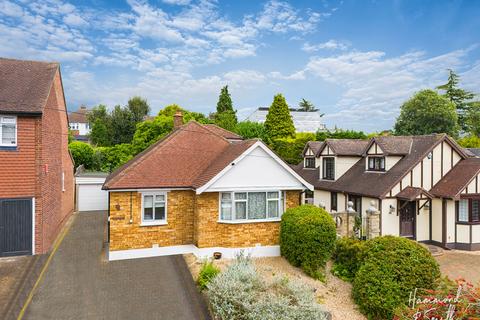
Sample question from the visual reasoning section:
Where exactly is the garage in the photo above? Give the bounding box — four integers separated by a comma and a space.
0, 198, 33, 257
75, 172, 109, 212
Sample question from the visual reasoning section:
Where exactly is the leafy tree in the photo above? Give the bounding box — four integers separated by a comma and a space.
96, 144, 133, 172
69, 141, 95, 169
271, 132, 316, 164
216, 85, 234, 114
437, 69, 475, 131
90, 118, 112, 146
465, 101, 480, 136
127, 96, 150, 123
394, 89, 459, 137
298, 98, 315, 111
457, 134, 480, 148
131, 115, 173, 155
110, 105, 136, 145
316, 129, 367, 141
214, 86, 237, 129
264, 94, 295, 140
158, 104, 211, 123
234, 121, 268, 141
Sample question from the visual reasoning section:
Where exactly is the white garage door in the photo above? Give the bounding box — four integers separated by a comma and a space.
78, 184, 108, 212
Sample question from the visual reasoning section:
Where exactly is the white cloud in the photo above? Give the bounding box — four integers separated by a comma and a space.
302, 39, 350, 52
162, 0, 191, 5
63, 13, 87, 27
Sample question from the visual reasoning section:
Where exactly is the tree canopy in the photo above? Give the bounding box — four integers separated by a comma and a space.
298, 98, 315, 111
214, 85, 237, 130
264, 94, 295, 139
394, 89, 459, 137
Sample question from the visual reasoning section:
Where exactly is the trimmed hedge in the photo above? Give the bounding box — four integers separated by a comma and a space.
331, 237, 366, 281
352, 236, 441, 319
280, 205, 337, 280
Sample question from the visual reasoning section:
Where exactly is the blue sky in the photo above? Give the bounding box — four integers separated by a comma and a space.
1, 0, 479, 132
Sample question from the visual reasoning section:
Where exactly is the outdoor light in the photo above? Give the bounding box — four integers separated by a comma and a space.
389, 204, 395, 214
318, 201, 326, 209
427, 152, 433, 159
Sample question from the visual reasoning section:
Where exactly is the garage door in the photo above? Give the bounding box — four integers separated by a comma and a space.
78, 184, 108, 212
0, 198, 32, 257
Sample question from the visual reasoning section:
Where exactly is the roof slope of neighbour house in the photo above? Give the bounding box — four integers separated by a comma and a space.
430, 158, 480, 199
0, 58, 59, 114
68, 105, 89, 123
295, 134, 468, 198
103, 121, 311, 191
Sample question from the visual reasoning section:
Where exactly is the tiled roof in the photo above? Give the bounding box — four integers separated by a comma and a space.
0, 58, 58, 114
395, 187, 433, 201
430, 158, 480, 199
303, 141, 324, 156
371, 136, 412, 155
295, 134, 452, 198
322, 139, 370, 156
103, 121, 254, 190
466, 148, 480, 157
203, 124, 243, 140
68, 106, 89, 123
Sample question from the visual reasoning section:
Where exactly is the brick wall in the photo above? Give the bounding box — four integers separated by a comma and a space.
194, 191, 300, 248
109, 190, 301, 251
109, 190, 195, 251
37, 70, 74, 253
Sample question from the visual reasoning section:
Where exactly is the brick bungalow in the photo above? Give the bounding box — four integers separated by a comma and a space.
0, 58, 74, 256
102, 113, 312, 260
296, 134, 480, 250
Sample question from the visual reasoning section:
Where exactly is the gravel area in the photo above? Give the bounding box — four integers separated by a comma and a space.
183, 254, 365, 320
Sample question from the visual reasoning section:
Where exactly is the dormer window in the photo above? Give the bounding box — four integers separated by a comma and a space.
305, 157, 315, 168
322, 157, 335, 180
368, 156, 385, 171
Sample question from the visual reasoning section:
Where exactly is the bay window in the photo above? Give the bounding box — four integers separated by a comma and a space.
220, 191, 284, 222
142, 193, 167, 225
0, 115, 17, 147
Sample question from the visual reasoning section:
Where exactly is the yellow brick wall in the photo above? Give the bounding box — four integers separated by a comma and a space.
109, 190, 301, 251
109, 190, 195, 251
194, 191, 300, 248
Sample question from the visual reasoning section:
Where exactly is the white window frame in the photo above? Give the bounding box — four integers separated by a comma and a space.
0, 115, 17, 147
141, 192, 168, 226
218, 191, 286, 224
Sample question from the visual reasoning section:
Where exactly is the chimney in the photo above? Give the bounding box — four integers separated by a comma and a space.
173, 111, 183, 129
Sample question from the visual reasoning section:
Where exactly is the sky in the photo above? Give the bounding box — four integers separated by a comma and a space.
1, 0, 479, 132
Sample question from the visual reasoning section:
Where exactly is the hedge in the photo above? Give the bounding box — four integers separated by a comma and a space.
331, 237, 366, 281
352, 236, 441, 319
280, 205, 337, 280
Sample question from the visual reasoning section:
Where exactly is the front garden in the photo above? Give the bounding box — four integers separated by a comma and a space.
185, 205, 480, 320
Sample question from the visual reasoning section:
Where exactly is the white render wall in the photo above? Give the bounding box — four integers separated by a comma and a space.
381, 199, 399, 236
431, 199, 443, 243
336, 157, 361, 181
416, 203, 430, 241
457, 225, 470, 243
446, 200, 456, 244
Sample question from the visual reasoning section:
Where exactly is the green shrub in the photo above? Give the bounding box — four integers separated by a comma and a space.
69, 141, 95, 169
197, 261, 220, 290
270, 132, 316, 164
331, 237, 366, 281
280, 205, 337, 280
352, 236, 441, 319
207, 254, 329, 320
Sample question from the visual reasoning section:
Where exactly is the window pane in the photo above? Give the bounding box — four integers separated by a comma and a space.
221, 202, 232, 220
144, 195, 153, 208
234, 192, 247, 200
235, 202, 247, 219
267, 192, 279, 199
143, 195, 154, 220
221, 193, 231, 200
2, 124, 15, 144
155, 195, 165, 202
323, 158, 334, 180
459, 200, 468, 222
248, 192, 266, 219
154, 202, 165, 220
268, 200, 279, 218
472, 200, 479, 222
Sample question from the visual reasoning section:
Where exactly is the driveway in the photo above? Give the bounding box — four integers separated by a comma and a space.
435, 250, 480, 284
23, 211, 210, 320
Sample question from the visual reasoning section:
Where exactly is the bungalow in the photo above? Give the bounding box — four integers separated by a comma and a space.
295, 134, 480, 251
102, 113, 312, 260
0, 58, 74, 256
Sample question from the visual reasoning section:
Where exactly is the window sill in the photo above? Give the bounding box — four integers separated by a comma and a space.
218, 218, 281, 224
140, 221, 167, 227
456, 221, 480, 225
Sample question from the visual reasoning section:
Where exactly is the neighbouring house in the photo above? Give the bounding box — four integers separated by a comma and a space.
68, 105, 90, 142
0, 58, 74, 256
102, 113, 312, 261
246, 107, 326, 133
295, 134, 480, 251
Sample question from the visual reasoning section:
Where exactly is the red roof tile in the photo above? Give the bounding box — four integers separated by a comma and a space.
430, 158, 480, 199
203, 124, 243, 140
0, 58, 59, 114
103, 121, 254, 190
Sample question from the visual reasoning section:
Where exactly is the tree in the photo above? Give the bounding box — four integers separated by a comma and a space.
214, 85, 237, 129
394, 89, 459, 137
110, 105, 136, 145
69, 141, 95, 169
299, 98, 315, 111
127, 96, 150, 123
465, 101, 480, 136
437, 69, 475, 131
234, 121, 268, 141
216, 85, 234, 114
316, 129, 367, 141
264, 94, 295, 139
457, 134, 480, 148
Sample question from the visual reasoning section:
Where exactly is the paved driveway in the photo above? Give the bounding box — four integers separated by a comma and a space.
23, 211, 210, 320
435, 251, 480, 284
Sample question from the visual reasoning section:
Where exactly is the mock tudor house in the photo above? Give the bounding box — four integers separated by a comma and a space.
295, 134, 480, 251
0, 58, 74, 257
102, 113, 312, 261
